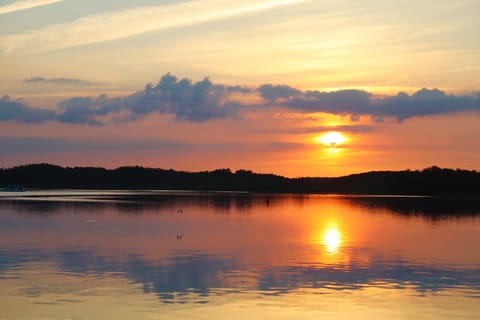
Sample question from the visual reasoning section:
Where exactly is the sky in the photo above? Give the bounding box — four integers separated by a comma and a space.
0, 0, 479, 177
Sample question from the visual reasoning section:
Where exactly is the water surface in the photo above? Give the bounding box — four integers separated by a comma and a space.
1, 191, 479, 319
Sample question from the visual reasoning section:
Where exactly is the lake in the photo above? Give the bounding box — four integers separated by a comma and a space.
0, 191, 479, 319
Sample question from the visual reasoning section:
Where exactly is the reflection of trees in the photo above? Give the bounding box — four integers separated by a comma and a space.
347, 196, 480, 221
0, 193, 284, 216
0, 200, 105, 216
2, 193, 480, 220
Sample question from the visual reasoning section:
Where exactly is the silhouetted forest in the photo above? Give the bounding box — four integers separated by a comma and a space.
0, 164, 479, 196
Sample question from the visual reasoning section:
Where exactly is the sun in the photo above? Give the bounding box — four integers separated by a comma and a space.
316, 131, 346, 147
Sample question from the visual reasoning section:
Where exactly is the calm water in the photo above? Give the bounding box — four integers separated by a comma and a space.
0, 191, 479, 319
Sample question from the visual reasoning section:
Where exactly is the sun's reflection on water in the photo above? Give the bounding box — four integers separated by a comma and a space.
323, 227, 341, 254
310, 222, 350, 267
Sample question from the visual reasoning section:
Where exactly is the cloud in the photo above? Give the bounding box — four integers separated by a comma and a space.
8, 73, 244, 125
56, 96, 105, 126
123, 74, 241, 122
24, 76, 94, 86
278, 88, 480, 122
0, 0, 305, 53
377, 88, 479, 121
258, 84, 301, 102
286, 89, 373, 114
50, 73, 242, 124
0, 95, 55, 123
1, 74, 480, 125
270, 125, 378, 135
0, 0, 63, 15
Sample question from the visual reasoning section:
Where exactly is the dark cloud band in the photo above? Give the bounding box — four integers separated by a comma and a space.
1, 74, 479, 125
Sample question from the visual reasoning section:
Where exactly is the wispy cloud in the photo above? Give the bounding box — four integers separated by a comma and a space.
0, 136, 191, 152
24, 76, 94, 86
0, 0, 63, 15
2, 74, 479, 125
0, 0, 304, 53
269, 125, 378, 135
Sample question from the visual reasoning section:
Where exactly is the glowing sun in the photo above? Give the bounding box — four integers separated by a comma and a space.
317, 131, 346, 147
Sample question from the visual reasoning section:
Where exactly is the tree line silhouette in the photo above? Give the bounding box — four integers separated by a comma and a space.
0, 164, 479, 196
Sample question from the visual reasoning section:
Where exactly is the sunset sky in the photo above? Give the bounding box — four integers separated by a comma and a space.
1, 0, 479, 177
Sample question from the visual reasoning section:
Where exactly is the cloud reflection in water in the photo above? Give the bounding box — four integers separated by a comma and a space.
0, 247, 479, 304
